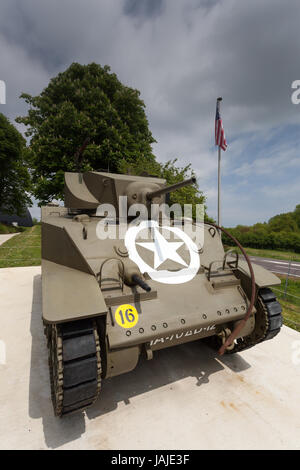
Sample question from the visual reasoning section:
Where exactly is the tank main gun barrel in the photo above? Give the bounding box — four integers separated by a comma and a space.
146, 176, 196, 200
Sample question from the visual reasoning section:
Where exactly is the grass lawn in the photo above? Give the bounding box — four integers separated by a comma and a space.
279, 300, 300, 333
0, 225, 41, 268
225, 245, 300, 262
272, 276, 300, 332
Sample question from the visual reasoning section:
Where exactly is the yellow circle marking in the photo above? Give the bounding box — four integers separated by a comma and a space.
115, 304, 139, 329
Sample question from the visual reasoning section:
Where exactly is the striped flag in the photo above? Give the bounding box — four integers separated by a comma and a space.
215, 100, 227, 151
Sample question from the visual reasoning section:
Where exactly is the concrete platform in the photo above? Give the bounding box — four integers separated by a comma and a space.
0, 266, 299, 450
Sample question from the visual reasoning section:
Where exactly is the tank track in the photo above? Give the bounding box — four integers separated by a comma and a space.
47, 319, 102, 417
207, 288, 283, 355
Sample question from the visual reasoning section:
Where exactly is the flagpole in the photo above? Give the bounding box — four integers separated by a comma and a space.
217, 96, 222, 228
218, 144, 221, 227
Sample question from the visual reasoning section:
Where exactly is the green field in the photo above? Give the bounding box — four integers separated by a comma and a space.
225, 245, 300, 262
0, 225, 41, 268
280, 301, 300, 332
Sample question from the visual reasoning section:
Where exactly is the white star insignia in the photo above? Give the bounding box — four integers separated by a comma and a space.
137, 228, 188, 269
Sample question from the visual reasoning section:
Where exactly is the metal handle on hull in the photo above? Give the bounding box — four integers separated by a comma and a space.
206, 223, 256, 355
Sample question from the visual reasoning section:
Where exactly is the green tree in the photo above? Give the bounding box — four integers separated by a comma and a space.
268, 213, 298, 233
293, 204, 300, 230
0, 113, 31, 215
224, 203, 300, 252
16, 62, 156, 203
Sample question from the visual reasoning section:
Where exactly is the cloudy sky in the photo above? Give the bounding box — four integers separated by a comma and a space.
1, 0, 300, 226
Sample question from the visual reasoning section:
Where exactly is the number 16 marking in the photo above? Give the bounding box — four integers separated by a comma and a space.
115, 304, 139, 328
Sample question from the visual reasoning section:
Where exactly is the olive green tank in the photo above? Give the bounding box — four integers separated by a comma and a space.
42, 171, 283, 416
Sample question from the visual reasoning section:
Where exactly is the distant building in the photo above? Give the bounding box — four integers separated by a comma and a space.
0, 207, 33, 227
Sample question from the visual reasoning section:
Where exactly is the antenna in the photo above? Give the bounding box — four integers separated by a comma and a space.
73, 137, 91, 172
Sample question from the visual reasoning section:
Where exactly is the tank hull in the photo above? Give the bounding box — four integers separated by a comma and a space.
41, 172, 283, 416
42, 207, 281, 378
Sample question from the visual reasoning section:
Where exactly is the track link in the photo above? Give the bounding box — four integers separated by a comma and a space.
48, 319, 101, 417
207, 288, 283, 354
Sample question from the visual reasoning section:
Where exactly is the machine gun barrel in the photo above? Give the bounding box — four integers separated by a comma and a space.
146, 176, 196, 200
131, 274, 151, 292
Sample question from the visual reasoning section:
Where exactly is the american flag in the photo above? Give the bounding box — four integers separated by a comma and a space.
215, 99, 227, 151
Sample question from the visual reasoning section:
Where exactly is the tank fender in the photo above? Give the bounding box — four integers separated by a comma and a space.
42, 259, 107, 324
234, 259, 281, 301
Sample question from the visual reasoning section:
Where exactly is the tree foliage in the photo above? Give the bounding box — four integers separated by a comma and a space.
16, 62, 157, 203
223, 205, 300, 252
0, 113, 31, 215
16, 62, 210, 219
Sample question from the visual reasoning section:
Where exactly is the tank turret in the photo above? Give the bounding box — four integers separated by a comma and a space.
64, 171, 196, 215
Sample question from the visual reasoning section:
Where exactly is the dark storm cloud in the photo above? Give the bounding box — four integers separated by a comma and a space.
0, 0, 300, 224
124, 0, 164, 19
